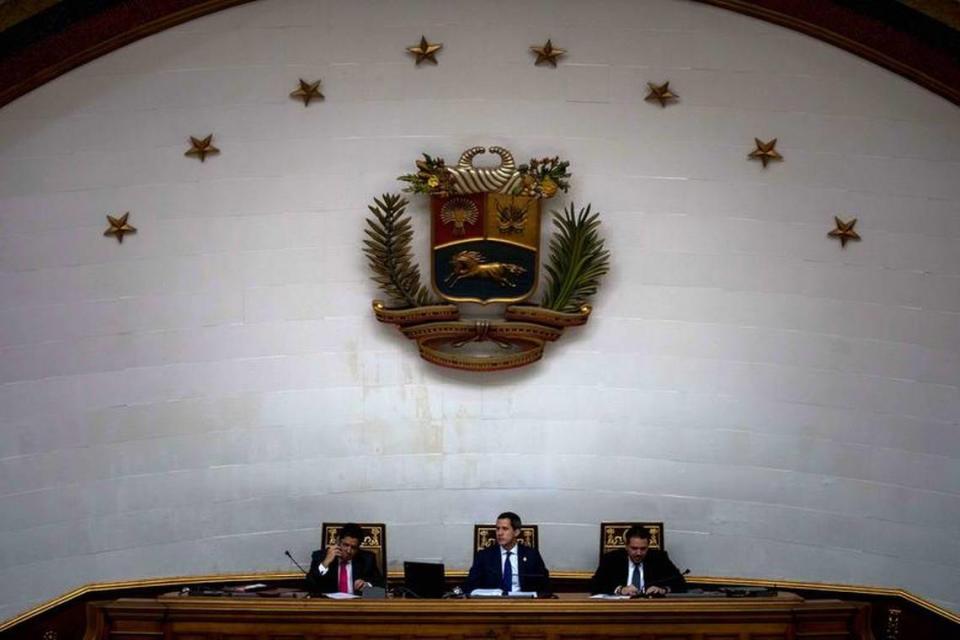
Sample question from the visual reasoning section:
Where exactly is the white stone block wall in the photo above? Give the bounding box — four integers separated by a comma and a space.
1, 0, 958, 621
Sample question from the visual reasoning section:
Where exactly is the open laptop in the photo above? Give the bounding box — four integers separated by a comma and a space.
403, 561, 446, 598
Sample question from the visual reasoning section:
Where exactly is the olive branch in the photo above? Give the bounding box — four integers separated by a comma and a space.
540, 202, 611, 312
363, 193, 434, 307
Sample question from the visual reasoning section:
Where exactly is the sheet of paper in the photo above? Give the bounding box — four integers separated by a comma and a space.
469, 589, 538, 598
325, 592, 360, 599
590, 593, 631, 599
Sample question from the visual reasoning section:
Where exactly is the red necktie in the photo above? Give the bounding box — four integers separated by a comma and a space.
338, 561, 349, 593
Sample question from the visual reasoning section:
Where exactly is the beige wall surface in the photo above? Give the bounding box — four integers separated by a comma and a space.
0, 0, 958, 622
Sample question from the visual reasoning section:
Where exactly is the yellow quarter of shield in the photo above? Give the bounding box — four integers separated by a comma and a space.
485, 194, 540, 250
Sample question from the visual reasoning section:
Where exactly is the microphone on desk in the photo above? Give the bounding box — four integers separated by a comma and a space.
284, 550, 309, 575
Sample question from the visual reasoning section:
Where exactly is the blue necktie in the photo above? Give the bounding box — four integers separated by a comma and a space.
501, 551, 513, 593
631, 562, 643, 591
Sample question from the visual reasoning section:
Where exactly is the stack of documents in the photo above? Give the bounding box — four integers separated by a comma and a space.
470, 589, 537, 598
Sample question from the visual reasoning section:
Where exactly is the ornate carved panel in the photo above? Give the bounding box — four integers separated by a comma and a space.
600, 521, 664, 559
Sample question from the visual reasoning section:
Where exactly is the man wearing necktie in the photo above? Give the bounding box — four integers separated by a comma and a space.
306, 523, 384, 595
589, 525, 687, 596
463, 512, 552, 595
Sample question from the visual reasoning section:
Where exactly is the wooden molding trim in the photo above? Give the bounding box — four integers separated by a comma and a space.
0, 0, 255, 108
693, 0, 960, 105
1, 569, 957, 632
0, 0, 60, 32
898, 0, 960, 31
0, 571, 287, 631
0, 0, 958, 109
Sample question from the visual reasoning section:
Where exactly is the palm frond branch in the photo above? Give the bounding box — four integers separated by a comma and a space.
540, 202, 611, 312
363, 193, 435, 307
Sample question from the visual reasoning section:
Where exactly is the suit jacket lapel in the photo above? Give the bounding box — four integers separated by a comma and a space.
517, 545, 527, 582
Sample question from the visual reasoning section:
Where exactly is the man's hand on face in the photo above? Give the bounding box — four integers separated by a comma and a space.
322, 545, 341, 568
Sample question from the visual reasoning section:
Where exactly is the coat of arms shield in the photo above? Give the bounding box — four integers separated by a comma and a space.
432, 192, 540, 304
365, 144, 610, 371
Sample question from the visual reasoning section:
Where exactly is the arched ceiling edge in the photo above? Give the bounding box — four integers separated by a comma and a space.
0, 1, 957, 108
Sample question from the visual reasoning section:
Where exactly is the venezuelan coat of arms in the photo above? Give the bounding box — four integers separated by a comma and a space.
364, 146, 610, 371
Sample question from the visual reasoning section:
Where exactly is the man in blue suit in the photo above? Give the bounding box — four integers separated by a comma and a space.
463, 512, 551, 595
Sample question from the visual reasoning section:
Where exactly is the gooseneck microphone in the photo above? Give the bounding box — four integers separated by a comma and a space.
284, 550, 309, 575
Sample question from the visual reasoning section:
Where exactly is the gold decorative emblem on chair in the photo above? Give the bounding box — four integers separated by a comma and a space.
474, 524, 539, 552
600, 522, 664, 560
322, 522, 387, 577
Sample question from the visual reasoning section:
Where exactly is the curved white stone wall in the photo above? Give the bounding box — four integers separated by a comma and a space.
1, 0, 958, 621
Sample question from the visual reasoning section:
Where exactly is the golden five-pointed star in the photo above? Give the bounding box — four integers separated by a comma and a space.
828, 216, 861, 248
748, 137, 783, 168
645, 81, 678, 107
185, 134, 220, 162
530, 39, 566, 67
408, 36, 442, 65
104, 212, 137, 243
290, 78, 324, 106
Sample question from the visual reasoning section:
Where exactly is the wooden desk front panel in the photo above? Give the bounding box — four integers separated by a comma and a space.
86, 594, 873, 640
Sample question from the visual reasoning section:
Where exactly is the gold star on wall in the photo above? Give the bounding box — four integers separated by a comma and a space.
185, 134, 220, 162
645, 81, 678, 107
290, 78, 324, 106
408, 36, 442, 65
530, 39, 566, 67
103, 212, 137, 243
828, 216, 861, 247
748, 137, 783, 168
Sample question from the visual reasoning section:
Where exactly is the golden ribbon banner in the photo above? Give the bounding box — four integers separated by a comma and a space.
372, 301, 592, 371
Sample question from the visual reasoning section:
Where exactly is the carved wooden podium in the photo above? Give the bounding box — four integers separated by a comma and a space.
82, 592, 873, 640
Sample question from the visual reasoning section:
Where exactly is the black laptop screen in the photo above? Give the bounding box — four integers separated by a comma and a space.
403, 561, 446, 598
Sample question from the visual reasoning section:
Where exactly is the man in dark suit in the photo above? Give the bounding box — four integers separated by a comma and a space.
590, 525, 686, 596
306, 523, 384, 595
462, 512, 551, 595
